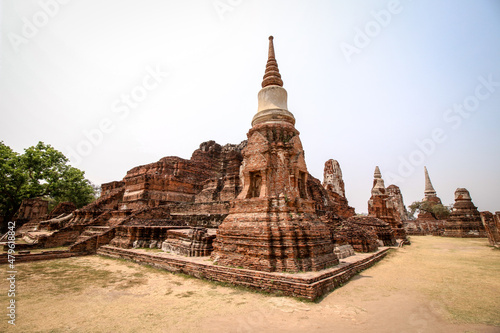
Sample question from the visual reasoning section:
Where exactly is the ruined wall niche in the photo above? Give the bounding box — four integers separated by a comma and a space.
247, 171, 262, 198
298, 171, 307, 199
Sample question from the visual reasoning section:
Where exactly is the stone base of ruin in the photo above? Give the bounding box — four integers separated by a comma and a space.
443, 216, 487, 238
97, 245, 390, 301
212, 198, 338, 273
331, 222, 379, 253
392, 227, 408, 240
334, 244, 355, 259
110, 226, 174, 249
347, 216, 397, 247
161, 228, 216, 257
404, 219, 446, 236
442, 229, 487, 238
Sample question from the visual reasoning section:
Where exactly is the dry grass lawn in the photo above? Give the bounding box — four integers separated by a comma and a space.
0, 236, 499, 332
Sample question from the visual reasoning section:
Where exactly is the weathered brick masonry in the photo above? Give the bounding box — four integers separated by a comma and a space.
97, 245, 390, 301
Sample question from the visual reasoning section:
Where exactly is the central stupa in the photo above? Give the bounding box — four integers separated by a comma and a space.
211, 36, 338, 272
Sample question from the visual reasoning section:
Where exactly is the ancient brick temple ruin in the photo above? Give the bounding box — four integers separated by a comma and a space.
443, 188, 486, 238
404, 167, 446, 236
7, 36, 394, 300
419, 166, 443, 219
13, 198, 49, 225
211, 36, 338, 272
480, 211, 500, 248
367, 166, 408, 240
320, 159, 356, 219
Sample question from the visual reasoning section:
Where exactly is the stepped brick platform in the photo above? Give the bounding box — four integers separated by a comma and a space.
444, 188, 486, 238
97, 245, 390, 301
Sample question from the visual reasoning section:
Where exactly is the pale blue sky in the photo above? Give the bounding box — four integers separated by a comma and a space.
1, 0, 499, 213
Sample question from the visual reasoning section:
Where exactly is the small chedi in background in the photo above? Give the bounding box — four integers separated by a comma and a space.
404, 167, 447, 236
419, 166, 443, 219
479, 211, 500, 248
367, 166, 409, 242
443, 188, 486, 238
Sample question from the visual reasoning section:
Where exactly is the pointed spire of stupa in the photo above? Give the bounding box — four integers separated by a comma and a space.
424, 166, 436, 197
261, 36, 283, 88
253, 36, 294, 127
371, 166, 385, 195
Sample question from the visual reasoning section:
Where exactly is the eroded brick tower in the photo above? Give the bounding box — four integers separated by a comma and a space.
211, 36, 338, 272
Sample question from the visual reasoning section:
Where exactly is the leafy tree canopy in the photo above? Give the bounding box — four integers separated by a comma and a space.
409, 200, 451, 220
0, 141, 97, 225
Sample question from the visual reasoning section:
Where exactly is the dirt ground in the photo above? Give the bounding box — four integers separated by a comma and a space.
1, 236, 499, 333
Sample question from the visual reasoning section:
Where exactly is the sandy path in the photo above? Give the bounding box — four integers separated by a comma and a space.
0, 236, 499, 332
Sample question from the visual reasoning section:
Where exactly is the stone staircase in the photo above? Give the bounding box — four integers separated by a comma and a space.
76, 226, 111, 243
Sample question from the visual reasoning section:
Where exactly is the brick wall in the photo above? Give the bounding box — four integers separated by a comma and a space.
69, 227, 116, 254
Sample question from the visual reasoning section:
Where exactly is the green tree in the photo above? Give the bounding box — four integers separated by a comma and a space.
0, 141, 97, 231
430, 203, 451, 220
0, 142, 26, 227
408, 200, 450, 220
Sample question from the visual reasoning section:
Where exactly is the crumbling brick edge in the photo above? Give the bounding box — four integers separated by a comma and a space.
97, 245, 391, 301
0, 250, 87, 264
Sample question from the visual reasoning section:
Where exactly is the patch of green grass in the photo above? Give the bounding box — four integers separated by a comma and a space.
403, 237, 500, 326
115, 277, 147, 290
13, 259, 116, 297
25, 246, 69, 253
